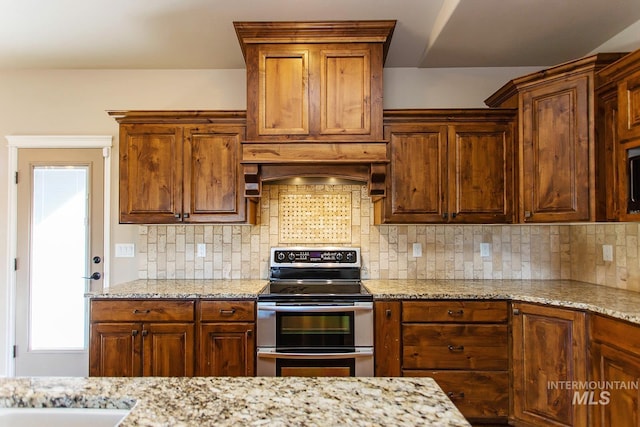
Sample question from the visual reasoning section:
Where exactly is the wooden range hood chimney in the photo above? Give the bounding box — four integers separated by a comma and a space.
234, 20, 396, 200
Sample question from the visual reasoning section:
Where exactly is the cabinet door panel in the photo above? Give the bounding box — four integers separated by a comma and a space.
449, 124, 513, 223
199, 323, 255, 376
143, 323, 194, 377
89, 323, 141, 377
383, 126, 447, 223
619, 73, 640, 143
591, 342, 640, 427
320, 49, 370, 135
119, 124, 183, 223
183, 126, 246, 222
521, 76, 590, 221
512, 303, 587, 427
258, 48, 309, 136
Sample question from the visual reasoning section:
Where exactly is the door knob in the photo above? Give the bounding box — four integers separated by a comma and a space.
83, 272, 101, 280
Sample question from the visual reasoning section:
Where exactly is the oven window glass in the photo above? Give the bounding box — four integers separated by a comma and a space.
276, 312, 354, 348
276, 358, 355, 377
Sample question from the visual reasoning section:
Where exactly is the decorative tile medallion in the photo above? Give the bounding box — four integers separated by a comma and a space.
279, 192, 352, 243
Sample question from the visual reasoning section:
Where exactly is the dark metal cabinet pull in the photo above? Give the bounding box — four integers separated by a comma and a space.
174, 213, 181, 219
183, 213, 190, 218
447, 391, 465, 401
513, 308, 521, 315
131, 330, 139, 337
141, 330, 148, 337
219, 309, 236, 315
385, 309, 392, 318
133, 309, 151, 314
448, 345, 465, 352
447, 309, 464, 317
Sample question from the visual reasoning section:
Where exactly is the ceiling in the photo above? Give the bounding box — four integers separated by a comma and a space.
1, 0, 640, 70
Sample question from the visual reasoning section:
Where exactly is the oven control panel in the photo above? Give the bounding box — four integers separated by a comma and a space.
271, 247, 360, 266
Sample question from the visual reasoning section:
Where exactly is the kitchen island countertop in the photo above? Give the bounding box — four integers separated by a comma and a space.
0, 376, 470, 426
88, 278, 640, 325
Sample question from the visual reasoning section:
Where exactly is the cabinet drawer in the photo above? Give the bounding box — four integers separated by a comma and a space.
403, 324, 508, 370
91, 300, 195, 322
402, 300, 507, 323
200, 300, 255, 322
404, 370, 508, 420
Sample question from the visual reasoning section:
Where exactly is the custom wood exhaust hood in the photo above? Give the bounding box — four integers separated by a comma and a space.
234, 20, 396, 200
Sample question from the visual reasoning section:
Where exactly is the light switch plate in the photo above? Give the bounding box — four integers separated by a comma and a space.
480, 243, 491, 258
602, 244, 613, 262
412, 243, 422, 257
115, 243, 135, 258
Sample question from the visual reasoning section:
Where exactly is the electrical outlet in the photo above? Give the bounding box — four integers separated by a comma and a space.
115, 243, 135, 258
412, 243, 422, 257
602, 244, 613, 262
480, 243, 491, 258
197, 243, 206, 258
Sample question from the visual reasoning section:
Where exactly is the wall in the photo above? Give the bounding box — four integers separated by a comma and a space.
0, 65, 546, 375
138, 184, 640, 293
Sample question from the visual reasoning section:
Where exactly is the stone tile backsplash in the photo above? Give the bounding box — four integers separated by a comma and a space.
137, 184, 640, 293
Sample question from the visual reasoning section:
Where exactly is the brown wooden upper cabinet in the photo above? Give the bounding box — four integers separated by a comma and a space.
596, 49, 640, 221
234, 21, 395, 143
486, 53, 625, 223
375, 110, 515, 224
112, 111, 254, 224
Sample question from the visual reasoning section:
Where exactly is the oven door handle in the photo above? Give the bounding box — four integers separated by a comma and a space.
257, 305, 371, 313
257, 349, 373, 360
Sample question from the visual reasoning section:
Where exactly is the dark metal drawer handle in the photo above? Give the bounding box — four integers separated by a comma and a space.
448, 345, 465, 352
385, 309, 392, 318
447, 309, 464, 317
219, 309, 236, 315
447, 391, 465, 401
133, 309, 151, 314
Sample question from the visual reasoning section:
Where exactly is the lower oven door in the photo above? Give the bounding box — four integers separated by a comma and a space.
256, 347, 374, 377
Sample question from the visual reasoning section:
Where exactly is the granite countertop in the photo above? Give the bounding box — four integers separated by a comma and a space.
0, 376, 470, 427
89, 278, 640, 326
363, 279, 640, 325
87, 279, 267, 299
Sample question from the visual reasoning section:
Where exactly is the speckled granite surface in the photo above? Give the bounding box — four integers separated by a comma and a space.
0, 376, 470, 426
87, 279, 267, 299
364, 279, 640, 325
90, 278, 640, 326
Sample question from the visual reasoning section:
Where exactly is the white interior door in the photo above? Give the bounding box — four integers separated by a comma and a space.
15, 148, 104, 376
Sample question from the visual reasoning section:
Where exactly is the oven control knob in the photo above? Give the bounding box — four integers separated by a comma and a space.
277, 252, 286, 262
335, 252, 344, 261
346, 252, 354, 262
288, 252, 296, 261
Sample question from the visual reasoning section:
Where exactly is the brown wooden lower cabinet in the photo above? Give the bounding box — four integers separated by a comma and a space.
198, 323, 255, 376
197, 300, 256, 376
590, 314, 640, 427
511, 302, 587, 427
90, 321, 194, 377
89, 298, 256, 378
398, 300, 510, 425
89, 299, 196, 377
408, 370, 509, 421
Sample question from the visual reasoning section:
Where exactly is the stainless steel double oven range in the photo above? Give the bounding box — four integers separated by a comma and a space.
257, 247, 373, 377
